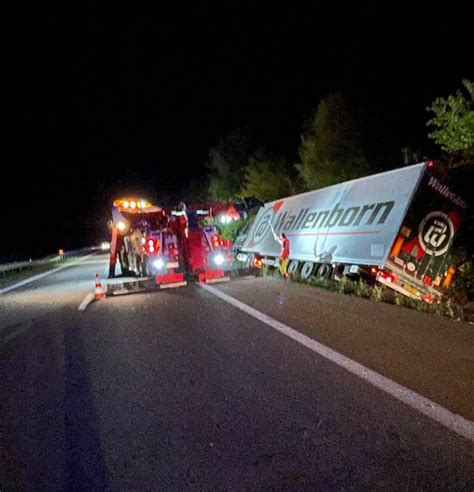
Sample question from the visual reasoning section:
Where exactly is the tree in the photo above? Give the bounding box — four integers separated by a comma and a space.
427, 80, 474, 278
240, 150, 295, 203
427, 79, 474, 164
180, 176, 209, 204
296, 93, 369, 190
206, 129, 253, 201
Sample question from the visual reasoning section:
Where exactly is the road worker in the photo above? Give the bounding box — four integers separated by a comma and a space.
272, 230, 290, 279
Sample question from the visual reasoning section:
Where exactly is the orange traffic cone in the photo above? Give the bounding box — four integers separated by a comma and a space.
95, 273, 105, 299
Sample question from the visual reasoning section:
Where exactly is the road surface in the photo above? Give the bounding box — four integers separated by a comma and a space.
1, 254, 473, 490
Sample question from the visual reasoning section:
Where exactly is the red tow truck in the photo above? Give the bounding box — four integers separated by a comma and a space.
108, 198, 231, 291
108, 198, 186, 288
169, 204, 232, 283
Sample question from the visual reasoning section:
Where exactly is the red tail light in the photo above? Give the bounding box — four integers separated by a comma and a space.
379, 271, 396, 283
145, 238, 160, 254
211, 234, 221, 248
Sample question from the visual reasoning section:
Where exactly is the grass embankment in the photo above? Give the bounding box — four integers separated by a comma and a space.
256, 266, 471, 322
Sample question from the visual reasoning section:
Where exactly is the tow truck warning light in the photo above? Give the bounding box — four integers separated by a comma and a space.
113, 198, 152, 211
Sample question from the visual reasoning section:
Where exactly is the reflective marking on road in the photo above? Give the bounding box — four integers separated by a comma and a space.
0, 254, 96, 295
199, 282, 474, 443
78, 293, 95, 311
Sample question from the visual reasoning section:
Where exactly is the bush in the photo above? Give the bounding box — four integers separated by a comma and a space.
449, 260, 474, 305
430, 301, 447, 317
218, 218, 249, 242
308, 276, 337, 291
381, 289, 396, 304
370, 285, 385, 302
429, 299, 463, 320
445, 299, 464, 320
354, 279, 371, 298
394, 293, 425, 311
394, 293, 407, 307
336, 276, 356, 294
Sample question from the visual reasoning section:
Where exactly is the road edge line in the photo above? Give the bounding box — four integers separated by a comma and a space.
199, 282, 474, 444
0, 253, 96, 295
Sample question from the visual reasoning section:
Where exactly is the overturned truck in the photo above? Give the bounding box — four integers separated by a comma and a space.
237, 162, 468, 302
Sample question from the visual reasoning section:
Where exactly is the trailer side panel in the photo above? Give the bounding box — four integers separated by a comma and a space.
242, 163, 426, 267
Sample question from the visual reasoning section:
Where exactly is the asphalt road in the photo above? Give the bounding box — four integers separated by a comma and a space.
1, 254, 473, 490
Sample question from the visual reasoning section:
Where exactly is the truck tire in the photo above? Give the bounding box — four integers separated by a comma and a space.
287, 260, 300, 275
300, 262, 314, 280
315, 263, 332, 279
136, 255, 147, 277
119, 246, 132, 276
129, 252, 137, 274
138, 256, 150, 276
244, 253, 255, 269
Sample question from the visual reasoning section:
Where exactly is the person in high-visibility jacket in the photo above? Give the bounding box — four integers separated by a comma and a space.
273, 231, 290, 278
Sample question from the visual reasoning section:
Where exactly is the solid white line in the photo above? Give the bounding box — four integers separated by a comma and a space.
78, 293, 95, 311
0, 253, 96, 295
199, 283, 474, 443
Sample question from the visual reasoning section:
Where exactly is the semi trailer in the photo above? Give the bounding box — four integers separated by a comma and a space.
236, 162, 467, 302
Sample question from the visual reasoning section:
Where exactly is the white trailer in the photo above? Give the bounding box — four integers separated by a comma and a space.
238, 162, 467, 302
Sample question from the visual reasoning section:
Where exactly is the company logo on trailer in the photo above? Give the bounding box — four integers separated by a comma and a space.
247, 199, 395, 248
248, 200, 285, 247
419, 211, 454, 256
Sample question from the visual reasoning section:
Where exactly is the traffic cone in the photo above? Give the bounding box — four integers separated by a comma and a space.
95, 273, 106, 300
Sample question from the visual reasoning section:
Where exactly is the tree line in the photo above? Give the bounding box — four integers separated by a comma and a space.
203, 80, 472, 205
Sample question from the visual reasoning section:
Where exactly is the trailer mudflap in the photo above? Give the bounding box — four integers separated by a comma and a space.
155, 271, 186, 286
205, 276, 230, 284
198, 269, 228, 283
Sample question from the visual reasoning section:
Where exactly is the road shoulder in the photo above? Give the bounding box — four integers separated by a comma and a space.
213, 276, 474, 421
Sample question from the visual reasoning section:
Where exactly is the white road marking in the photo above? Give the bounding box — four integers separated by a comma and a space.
78, 293, 95, 311
0, 254, 96, 295
199, 283, 474, 443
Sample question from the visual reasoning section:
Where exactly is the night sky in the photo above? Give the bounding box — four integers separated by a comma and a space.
5, 3, 472, 259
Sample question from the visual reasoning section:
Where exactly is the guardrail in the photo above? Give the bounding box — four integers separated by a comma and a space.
0, 258, 57, 275
0, 246, 101, 276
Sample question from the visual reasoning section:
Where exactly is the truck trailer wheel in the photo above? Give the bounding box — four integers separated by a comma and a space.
315, 263, 332, 279
287, 260, 300, 275
244, 253, 255, 269
300, 262, 314, 280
